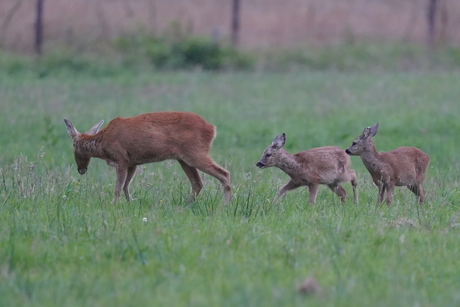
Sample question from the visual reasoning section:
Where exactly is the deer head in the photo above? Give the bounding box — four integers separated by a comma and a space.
63, 118, 104, 175
256, 133, 286, 169
346, 122, 379, 156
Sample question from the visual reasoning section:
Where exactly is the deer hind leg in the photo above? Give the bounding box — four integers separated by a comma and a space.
272, 179, 301, 205
114, 166, 128, 204
328, 184, 347, 203
185, 156, 231, 202
178, 160, 203, 202
419, 185, 426, 203
408, 184, 425, 203
122, 166, 137, 201
349, 170, 358, 204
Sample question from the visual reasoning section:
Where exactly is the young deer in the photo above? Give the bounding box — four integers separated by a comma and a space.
63, 112, 231, 203
345, 123, 429, 205
256, 133, 358, 205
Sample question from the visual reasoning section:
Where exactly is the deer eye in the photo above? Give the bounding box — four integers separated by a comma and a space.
352, 142, 357, 146
265, 153, 272, 158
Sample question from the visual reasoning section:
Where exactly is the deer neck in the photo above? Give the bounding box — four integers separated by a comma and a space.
360, 141, 385, 173
275, 149, 303, 177
78, 134, 104, 158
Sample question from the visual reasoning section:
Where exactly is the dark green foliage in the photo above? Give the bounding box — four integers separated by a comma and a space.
2, 40, 460, 75
114, 31, 254, 70
39, 115, 59, 147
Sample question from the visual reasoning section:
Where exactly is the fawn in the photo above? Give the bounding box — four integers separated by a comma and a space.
346, 122, 429, 205
256, 133, 358, 204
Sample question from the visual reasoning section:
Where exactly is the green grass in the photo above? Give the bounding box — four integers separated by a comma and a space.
1, 70, 460, 306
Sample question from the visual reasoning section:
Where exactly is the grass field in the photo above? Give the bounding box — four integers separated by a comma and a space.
1, 69, 460, 306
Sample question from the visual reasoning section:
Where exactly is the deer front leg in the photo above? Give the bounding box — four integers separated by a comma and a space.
377, 180, 386, 204
307, 183, 319, 204
113, 165, 128, 204
385, 182, 396, 206
272, 180, 301, 205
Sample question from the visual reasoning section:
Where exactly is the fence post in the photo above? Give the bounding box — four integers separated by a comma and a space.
35, 0, 44, 55
426, 0, 437, 53
231, 0, 240, 48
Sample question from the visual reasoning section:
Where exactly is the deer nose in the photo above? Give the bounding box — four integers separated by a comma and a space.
78, 168, 87, 175
256, 162, 264, 168
345, 149, 351, 155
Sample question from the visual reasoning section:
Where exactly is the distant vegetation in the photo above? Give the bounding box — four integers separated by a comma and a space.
2, 29, 460, 76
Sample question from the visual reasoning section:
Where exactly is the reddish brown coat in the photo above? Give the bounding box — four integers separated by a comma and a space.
64, 112, 231, 203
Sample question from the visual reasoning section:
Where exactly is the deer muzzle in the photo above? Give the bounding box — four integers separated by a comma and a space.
256, 161, 265, 168
78, 168, 87, 175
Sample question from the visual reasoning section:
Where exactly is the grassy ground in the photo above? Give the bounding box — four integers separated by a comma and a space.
1, 70, 460, 306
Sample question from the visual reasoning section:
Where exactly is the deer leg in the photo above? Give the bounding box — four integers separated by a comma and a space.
114, 166, 128, 204
328, 184, 347, 203
385, 183, 396, 206
419, 186, 426, 203
350, 170, 358, 204
178, 160, 203, 202
377, 181, 386, 204
273, 179, 301, 204
123, 166, 137, 201
307, 184, 319, 204
185, 156, 231, 202
408, 184, 425, 203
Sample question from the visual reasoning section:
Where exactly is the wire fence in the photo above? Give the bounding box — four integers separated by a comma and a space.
1, 0, 460, 53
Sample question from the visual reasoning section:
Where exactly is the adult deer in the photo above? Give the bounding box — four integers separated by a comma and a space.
256, 133, 358, 205
345, 123, 429, 205
63, 112, 231, 203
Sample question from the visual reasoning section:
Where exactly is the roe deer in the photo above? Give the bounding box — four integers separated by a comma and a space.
256, 133, 358, 205
63, 112, 231, 203
345, 122, 429, 205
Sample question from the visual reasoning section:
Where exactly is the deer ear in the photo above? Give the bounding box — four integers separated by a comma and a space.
63, 118, 80, 139
363, 123, 379, 138
86, 120, 104, 135
369, 122, 379, 137
272, 133, 286, 149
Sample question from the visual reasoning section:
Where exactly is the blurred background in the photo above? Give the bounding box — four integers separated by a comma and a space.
1, 0, 460, 71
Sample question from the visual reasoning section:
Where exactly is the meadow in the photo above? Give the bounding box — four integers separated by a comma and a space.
1, 69, 460, 306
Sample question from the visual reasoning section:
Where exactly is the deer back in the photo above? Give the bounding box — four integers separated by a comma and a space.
378, 147, 430, 185
66, 112, 216, 168
294, 146, 352, 183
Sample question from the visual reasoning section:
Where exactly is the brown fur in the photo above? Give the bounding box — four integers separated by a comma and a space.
346, 123, 429, 205
64, 112, 231, 203
256, 133, 358, 205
